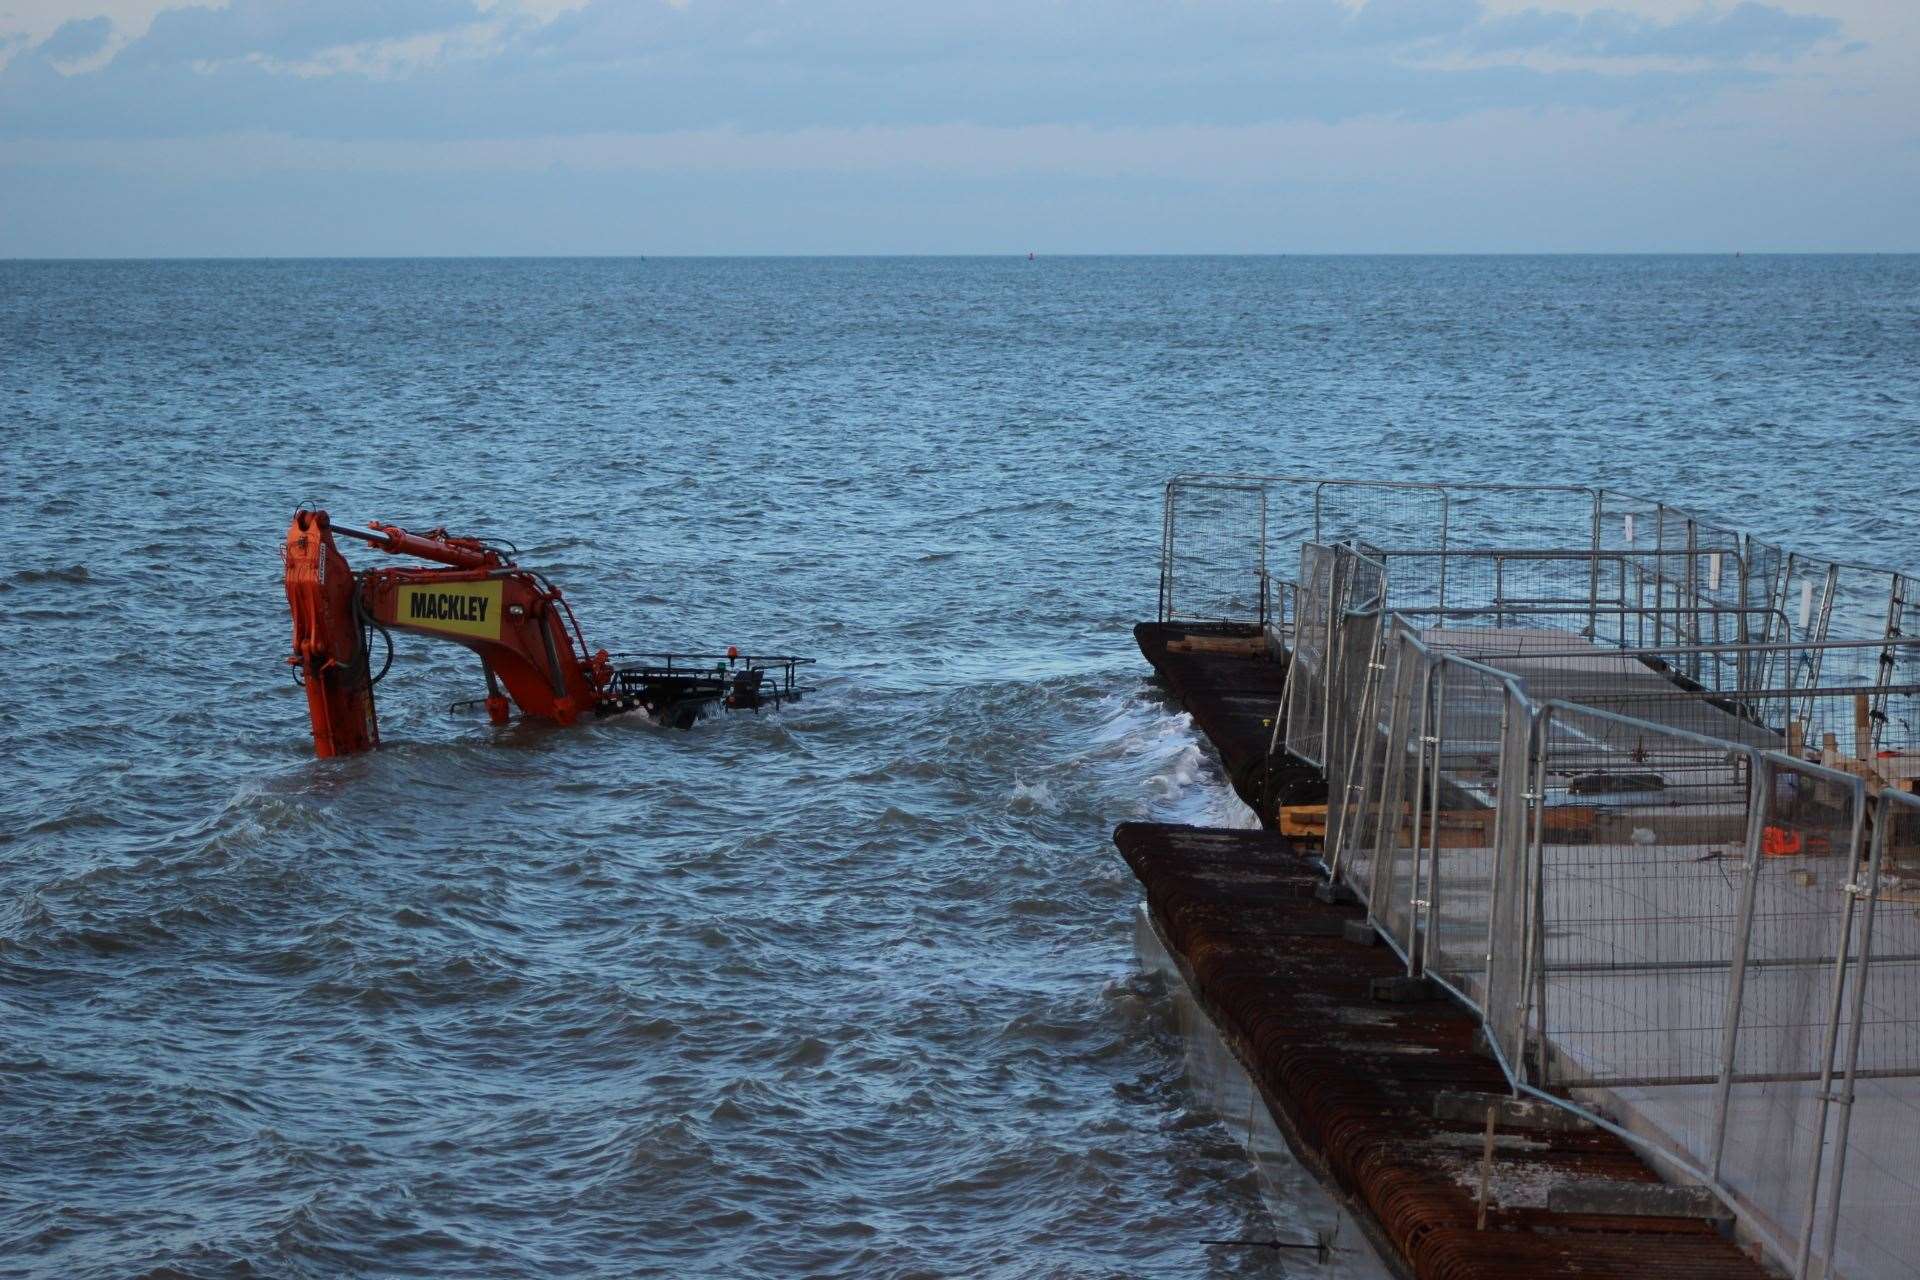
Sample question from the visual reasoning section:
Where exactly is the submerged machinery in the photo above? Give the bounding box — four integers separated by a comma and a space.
283, 508, 809, 757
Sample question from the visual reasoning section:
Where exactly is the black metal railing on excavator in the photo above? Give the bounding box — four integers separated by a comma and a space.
603, 652, 813, 723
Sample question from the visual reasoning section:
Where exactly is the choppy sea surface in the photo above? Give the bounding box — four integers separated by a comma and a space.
3, 256, 1917, 1279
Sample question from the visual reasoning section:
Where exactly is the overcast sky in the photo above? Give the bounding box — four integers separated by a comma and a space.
1, 0, 1913, 255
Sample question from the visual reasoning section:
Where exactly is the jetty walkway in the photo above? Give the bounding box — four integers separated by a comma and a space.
1117, 477, 1920, 1280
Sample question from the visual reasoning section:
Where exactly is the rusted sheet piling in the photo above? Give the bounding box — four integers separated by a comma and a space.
1122, 621, 1772, 1279
1118, 823, 1769, 1279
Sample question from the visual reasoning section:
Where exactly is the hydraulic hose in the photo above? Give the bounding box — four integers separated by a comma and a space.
348, 579, 395, 690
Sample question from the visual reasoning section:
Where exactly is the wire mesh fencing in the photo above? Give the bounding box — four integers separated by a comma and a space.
1335, 619, 1408, 912
1281, 544, 1340, 768
1159, 478, 1268, 624
1325, 638, 1920, 1278
1160, 475, 1611, 624
1811, 787, 1920, 1280
1156, 473, 1920, 1278
1287, 543, 1384, 765
1419, 657, 1534, 1075
1526, 703, 1765, 1089
1591, 495, 1756, 666
1352, 622, 1434, 964
1322, 591, 1388, 869
1703, 754, 1866, 1276
1161, 475, 1913, 667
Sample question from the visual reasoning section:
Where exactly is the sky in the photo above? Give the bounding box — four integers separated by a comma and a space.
0, 0, 1913, 255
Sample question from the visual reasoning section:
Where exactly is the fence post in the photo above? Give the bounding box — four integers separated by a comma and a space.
1417, 663, 1447, 976
1633, 546, 1648, 648
1652, 504, 1667, 651
1368, 628, 1410, 917
1793, 776, 1869, 1280
1685, 519, 1702, 682
1710, 753, 1772, 1181
1736, 542, 1754, 690
1320, 550, 1350, 775
1617, 553, 1629, 650
1801, 565, 1840, 708
1871, 572, 1907, 747
1258, 485, 1270, 627
1522, 704, 1553, 1086
1401, 656, 1435, 976
1586, 490, 1602, 638
1329, 609, 1382, 882
1480, 681, 1531, 1085
1484, 688, 1512, 986
1818, 791, 1902, 1272
1160, 480, 1177, 623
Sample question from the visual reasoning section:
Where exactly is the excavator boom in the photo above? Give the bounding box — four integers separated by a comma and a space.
283, 509, 809, 757
285, 510, 379, 756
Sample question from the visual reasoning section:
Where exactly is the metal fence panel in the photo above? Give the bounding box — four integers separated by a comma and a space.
1310, 481, 1451, 555
1530, 703, 1762, 1088
1366, 628, 1433, 968
1420, 660, 1517, 1015
1811, 789, 1920, 1280
1483, 694, 1537, 1075
1157, 474, 1920, 1278
1325, 602, 1386, 873
1161, 478, 1267, 623
1322, 546, 1388, 869
1711, 757, 1866, 1276
1284, 544, 1339, 768
1344, 620, 1422, 911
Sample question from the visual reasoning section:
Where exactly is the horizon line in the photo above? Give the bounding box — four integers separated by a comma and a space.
7, 250, 1918, 262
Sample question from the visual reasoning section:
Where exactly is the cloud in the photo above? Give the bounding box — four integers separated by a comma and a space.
119, 0, 485, 67
1473, 2, 1841, 62
1346, 0, 1482, 46
0, 0, 1849, 143
34, 15, 114, 62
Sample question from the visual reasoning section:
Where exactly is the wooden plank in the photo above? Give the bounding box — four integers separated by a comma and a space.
1166, 633, 1271, 656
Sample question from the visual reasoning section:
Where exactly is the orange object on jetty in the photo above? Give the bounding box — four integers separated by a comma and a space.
282, 509, 809, 757
1763, 825, 1804, 857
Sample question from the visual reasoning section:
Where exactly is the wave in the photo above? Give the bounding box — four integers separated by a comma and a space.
8, 563, 92, 585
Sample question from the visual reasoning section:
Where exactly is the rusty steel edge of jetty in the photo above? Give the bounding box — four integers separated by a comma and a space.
1118, 620, 1775, 1280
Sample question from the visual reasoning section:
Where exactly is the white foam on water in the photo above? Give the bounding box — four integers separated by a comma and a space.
1091, 693, 1261, 829
1009, 777, 1059, 813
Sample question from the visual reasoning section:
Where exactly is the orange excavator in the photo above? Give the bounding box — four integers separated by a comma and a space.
283, 508, 809, 757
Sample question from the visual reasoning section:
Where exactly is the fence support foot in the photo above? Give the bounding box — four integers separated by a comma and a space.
1370, 975, 1439, 1003
1313, 881, 1359, 906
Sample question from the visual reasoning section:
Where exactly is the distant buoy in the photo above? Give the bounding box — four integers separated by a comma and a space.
1027, 252, 1035, 261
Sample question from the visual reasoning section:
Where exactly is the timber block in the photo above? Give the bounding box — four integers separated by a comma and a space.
1432, 1091, 1595, 1133
1547, 1180, 1731, 1222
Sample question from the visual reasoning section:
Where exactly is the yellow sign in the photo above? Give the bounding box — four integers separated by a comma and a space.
396, 580, 503, 642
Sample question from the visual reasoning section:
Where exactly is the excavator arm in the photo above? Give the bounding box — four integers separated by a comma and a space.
284, 509, 808, 758
284, 509, 380, 756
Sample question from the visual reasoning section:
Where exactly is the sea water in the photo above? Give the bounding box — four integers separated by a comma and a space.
2, 255, 1916, 1278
